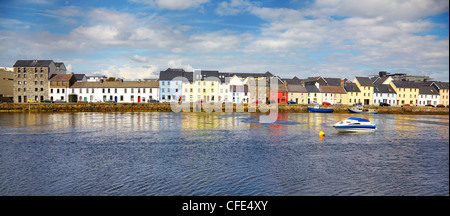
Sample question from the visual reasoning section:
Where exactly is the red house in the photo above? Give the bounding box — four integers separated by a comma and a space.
269, 84, 288, 104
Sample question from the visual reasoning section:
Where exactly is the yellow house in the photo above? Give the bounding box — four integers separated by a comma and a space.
344, 82, 362, 105
390, 81, 419, 106
319, 85, 347, 105
287, 85, 308, 104
431, 81, 449, 106
353, 77, 375, 105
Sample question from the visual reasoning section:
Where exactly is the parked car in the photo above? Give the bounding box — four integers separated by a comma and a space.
104, 100, 115, 103
27, 99, 37, 103
54, 100, 66, 103
253, 100, 263, 104
379, 102, 391, 107
425, 104, 435, 107
42, 99, 54, 103
148, 99, 159, 103
322, 102, 331, 105
436, 104, 445, 108
401, 104, 411, 107
77, 100, 87, 103
335, 102, 342, 105
288, 100, 297, 104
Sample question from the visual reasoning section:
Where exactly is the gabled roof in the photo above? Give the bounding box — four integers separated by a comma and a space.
392, 81, 419, 88
419, 86, 439, 95
355, 77, 375, 86
14, 60, 54, 67
287, 85, 307, 93
304, 84, 320, 93
74, 74, 86, 81
319, 86, 347, 94
344, 82, 361, 92
49, 74, 73, 81
374, 84, 396, 94
431, 81, 449, 90
159, 68, 186, 80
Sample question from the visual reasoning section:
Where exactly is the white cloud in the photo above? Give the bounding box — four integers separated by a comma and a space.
314, 0, 449, 20
98, 65, 159, 80
215, 0, 253, 16
131, 0, 209, 10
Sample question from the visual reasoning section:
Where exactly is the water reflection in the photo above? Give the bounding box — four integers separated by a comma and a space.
0, 112, 448, 196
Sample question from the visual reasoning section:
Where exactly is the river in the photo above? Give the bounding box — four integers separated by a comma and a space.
0, 112, 448, 195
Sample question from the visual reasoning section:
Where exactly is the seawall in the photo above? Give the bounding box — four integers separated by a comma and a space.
0, 103, 448, 115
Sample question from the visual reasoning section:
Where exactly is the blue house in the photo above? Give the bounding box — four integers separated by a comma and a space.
159, 68, 186, 102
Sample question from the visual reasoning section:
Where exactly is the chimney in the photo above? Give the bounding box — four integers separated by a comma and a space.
340, 79, 345, 87
379, 71, 387, 77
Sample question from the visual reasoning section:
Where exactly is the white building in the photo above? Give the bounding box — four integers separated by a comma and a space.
418, 86, 440, 106
67, 80, 159, 103
373, 84, 397, 105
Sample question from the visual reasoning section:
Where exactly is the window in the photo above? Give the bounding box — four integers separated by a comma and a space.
92, 89, 94, 93
102, 88, 105, 93
62, 89, 65, 93
35, 81, 38, 85
35, 88, 38, 92
162, 81, 165, 85
18, 88, 21, 92
108, 88, 111, 93
57, 81, 60, 86
120, 95, 124, 101
57, 89, 60, 93
115, 88, 117, 93
23, 74, 26, 78
41, 88, 44, 92
40, 81, 43, 85
18, 81, 21, 85
18, 74, 21, 78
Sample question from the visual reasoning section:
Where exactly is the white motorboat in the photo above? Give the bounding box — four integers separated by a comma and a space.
333, 117, 376, 132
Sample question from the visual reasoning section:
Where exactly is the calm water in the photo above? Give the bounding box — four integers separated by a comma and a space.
0, 112, 448, 196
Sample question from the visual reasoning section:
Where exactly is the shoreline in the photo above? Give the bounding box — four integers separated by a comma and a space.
0, 103, 448, 115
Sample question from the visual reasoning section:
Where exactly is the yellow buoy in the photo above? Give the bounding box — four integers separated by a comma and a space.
319, 131, 325, 136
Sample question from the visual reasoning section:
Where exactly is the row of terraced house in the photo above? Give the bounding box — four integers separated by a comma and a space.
1, 60, 449, 107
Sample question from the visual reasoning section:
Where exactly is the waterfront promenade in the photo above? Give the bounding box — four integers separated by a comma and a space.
0, 103, 448, 115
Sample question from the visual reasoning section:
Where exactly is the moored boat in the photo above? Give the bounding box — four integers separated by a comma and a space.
333, 117, 376, 132
308, 105, 334, 113
348, 105, 378, 114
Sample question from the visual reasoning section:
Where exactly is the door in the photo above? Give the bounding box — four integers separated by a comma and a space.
115, 96, 118, 102
138, 96, 141, 103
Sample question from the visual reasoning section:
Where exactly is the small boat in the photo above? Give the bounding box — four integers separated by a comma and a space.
348, 106, 378, 114
333, 117, 376, 132
308, 105, 334, 113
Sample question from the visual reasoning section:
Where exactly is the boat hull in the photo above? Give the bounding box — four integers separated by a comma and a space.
333, 126, 376, 133
348, 108, 378, 114
308, 108, 334, 113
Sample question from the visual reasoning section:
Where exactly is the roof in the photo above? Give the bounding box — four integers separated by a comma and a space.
344, 82, 361, 92
159, 68, 186, 80
432, 81, 449, 90
374, 84, 396, 94
371, 77, 389, 85
49, 74, 73, 81
74, 74, 86, 81
283, 76, 303, 85
418, 86, 439, 95
14, 60, 54, 67
355, 77, 375, 86
70, 80, 159, 88
319, 86, 346, 94
287, 85, 307, 93
392, 81, 419, 88
304, 84, 320, 93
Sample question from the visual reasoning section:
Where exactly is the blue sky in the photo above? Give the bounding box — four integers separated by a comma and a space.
1, 0, 449, 81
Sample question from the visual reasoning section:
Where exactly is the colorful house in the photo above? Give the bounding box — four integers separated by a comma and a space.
390, 81, 419, 106
431, 81, 449, 106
